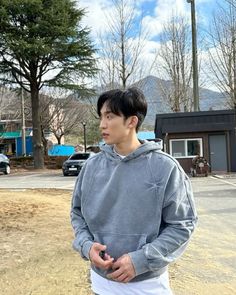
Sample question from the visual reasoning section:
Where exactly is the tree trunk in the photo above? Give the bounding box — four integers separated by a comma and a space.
56, 136, 61, 145
41, 126, 48, 156
31, 85, 44, 169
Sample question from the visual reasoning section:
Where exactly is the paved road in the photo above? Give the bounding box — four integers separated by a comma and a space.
191, 175, 236, 232
191, 174, 236, 237
1, 170, 236, 191
0, 170, 77, 190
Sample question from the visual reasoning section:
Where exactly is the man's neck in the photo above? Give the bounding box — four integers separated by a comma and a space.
114, 137, 141, 156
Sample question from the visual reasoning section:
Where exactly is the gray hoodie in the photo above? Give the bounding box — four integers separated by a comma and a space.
71, 140, 197, 282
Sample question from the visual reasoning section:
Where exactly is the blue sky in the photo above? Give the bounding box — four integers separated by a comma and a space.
77, 0, 217, 38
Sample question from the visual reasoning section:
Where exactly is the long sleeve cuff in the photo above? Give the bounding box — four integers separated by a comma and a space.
128, 249, 149, 276
81, 240, 94, 260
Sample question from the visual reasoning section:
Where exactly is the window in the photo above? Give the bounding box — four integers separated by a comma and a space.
170, 138, 203, 158
70, 153, 91, 160
171, 141, 185, 157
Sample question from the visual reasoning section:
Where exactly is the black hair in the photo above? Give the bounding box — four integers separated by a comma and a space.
97, 87, 147, 131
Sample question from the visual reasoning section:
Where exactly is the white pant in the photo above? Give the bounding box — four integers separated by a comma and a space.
91, 269, 173, 295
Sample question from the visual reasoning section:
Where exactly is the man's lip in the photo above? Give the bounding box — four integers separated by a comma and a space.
102, 133, 109, 137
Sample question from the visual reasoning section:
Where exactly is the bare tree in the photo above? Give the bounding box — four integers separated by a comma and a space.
38, 89, 88, 153
0, 86, 21, 140
206, 0, 236, 108
0, 87, 20, 120
225, 0, 236, 8
0, 87, 10, 140
97, 0, 148, 90
97, 31, 119, 91
20, 86, 101, 153
154, 15, 193, 112
0, 87, 24, 155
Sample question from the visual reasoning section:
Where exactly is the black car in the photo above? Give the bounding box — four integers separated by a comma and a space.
62, 152, 94, 176
0, 154, 10, 175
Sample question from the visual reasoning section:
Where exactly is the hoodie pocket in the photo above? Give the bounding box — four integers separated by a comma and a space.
93, 232, 146, 260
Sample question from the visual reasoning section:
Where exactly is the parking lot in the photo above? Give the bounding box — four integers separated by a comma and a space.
0, 171, 236, 294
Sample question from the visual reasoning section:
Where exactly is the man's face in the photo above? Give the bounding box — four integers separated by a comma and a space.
99, 103, 131, 145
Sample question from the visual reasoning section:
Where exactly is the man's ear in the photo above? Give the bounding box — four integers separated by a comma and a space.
127, 116, 138, 129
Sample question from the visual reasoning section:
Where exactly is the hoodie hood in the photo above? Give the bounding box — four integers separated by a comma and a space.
100, 139, 163, 162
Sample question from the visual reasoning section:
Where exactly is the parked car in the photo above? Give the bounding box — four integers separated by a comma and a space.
0, 154, 10, 175
62, 152, 94, 176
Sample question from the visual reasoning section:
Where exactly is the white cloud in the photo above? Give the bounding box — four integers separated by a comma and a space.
139, 0, 190, 39
76, 0, 216, 40
142, 0, 216, 39
76, 0, 111, 39
76, 0, 186, 43
140, 39, 161, 70
198, 45, 226, 92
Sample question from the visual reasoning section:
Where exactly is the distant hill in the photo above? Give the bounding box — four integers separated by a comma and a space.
80, 75, 230, 128
1, 76, 230, 129
132, 75, 230, 126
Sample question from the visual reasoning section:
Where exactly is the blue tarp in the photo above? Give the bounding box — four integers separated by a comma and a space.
48, 144, 75, 156
137, 131, 155, 140
99, 131, 156, 145
49, 131, 155, 156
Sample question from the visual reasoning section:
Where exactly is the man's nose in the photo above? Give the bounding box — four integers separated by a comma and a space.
99, 118, 106, 129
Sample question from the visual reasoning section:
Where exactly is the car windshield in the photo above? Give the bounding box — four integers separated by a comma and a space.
69, 153, 90, 160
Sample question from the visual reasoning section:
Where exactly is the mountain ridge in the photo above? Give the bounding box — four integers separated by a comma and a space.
131, 75, 230, 126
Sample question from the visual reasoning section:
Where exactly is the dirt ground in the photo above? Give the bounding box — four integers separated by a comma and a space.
0, 189, 235, 295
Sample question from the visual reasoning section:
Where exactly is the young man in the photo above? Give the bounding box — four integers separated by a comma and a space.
71, 88, 197, 295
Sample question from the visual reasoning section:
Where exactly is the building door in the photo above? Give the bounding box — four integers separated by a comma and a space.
209, 134, 228, 172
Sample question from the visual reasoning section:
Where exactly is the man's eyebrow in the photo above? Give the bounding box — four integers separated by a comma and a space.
101, 110, 112, 115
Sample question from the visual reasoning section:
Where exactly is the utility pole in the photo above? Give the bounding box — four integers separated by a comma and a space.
82, 122, 87, 152
187, 0, 200, 111
21, 87, 26, 156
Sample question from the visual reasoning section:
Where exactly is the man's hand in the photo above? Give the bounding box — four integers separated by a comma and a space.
89, 243, 114, 270
107, 254, 136, 283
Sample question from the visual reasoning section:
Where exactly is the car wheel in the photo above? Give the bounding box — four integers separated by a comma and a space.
63, 171, 69, 176
4, 165, 10, 175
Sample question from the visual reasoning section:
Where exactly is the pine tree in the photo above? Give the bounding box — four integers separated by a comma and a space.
0, 0, 97, 168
